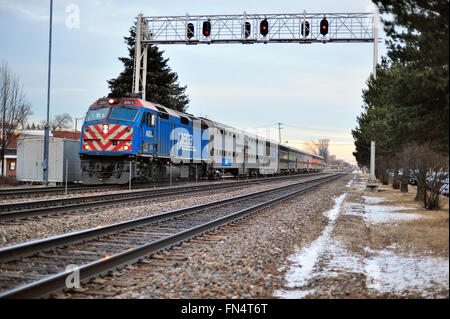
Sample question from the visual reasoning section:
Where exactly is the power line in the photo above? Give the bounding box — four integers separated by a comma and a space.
283, 123, 350, 134
285, 141, 355, 146
251, 123, 351, 134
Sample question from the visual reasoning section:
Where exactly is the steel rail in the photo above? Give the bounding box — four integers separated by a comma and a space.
0, 185, 117, 198
0, 173, 344, 298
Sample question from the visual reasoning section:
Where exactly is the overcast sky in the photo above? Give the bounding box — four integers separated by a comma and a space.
0, 0, 387, 163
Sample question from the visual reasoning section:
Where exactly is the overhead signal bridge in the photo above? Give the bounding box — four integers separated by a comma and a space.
140, 12, 375, 45
133, 11, 378, 99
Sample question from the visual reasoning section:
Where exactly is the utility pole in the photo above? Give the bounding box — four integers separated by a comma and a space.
43, 0, 53, 186
365, 141, 378, 192
74, 116, 84, 140
277, 123, 282, 144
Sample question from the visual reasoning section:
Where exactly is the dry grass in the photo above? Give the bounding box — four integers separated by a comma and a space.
367, 182, 449, 256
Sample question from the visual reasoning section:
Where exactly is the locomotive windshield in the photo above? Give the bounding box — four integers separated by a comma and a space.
85, 106, 139, 122
85, 107, 109, 121
110, 107, 139, 122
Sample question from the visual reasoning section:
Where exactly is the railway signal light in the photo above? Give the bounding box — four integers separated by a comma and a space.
320, 18, 328, 35
187, 23, 194, 39
301, 21, 310, 37
202, 20, 211, 37
260, 19, 268, 36
244, 21, 251, 38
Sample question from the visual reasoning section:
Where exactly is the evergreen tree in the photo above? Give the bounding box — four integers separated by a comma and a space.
353, 0, 449, 166
108, 26, 189, 112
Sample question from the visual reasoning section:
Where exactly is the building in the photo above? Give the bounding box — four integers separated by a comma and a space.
1, 129, 81, 178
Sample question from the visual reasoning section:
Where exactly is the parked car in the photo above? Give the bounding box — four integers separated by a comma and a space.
441, 182, 449, 197
408, 169, 418, 185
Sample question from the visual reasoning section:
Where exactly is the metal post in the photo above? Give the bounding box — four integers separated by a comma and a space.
373, 6, 379, 79
133, 14, 142, 96
74, 116, 83, 140
43, 0, 53, 187
366, 141, 378, 192
185, 13, 189, 40
303, 10, 306, 40
129, 161, 132, 190
141, 46, 147, 101
277, 123, 282, 144
65, 159, 68, 196
243, 11, 247, 39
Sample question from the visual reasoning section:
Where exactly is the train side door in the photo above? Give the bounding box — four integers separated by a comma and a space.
243, 135, 248, 175
156, 113, 170, 157
141, 112, 155, 154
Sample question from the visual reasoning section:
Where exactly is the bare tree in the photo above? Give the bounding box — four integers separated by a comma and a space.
51, 113, 72, 130
0, 61, 32, 176
401, 144, 448, 210
305, 139, 330, 162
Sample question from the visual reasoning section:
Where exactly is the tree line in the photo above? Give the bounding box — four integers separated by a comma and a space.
352, 0, 449, 209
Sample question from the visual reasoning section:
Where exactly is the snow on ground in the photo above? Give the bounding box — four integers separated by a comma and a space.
362, 195, 386, 204
365, 247, 449, 297
345, 199, 424, 224
274, 190, 449, 299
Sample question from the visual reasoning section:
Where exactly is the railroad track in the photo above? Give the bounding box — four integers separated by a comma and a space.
0, 184, 120, 199
0, 181, 206, 199
0, 173, 344, 298
0, 173, 324, 222
0, 173, 324, 199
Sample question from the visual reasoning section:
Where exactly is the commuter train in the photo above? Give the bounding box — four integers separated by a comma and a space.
79, 97, 325, 184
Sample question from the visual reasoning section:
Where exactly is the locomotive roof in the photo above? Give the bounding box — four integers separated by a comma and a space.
90, 97, 181, 118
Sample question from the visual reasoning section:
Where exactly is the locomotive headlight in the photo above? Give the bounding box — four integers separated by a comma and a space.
124, 145, 130, 151
84, 144, 90, 150
102, 124, 109, 134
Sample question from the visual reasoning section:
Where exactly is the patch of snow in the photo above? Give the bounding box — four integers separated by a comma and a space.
363, 205, 422, 224
362, 196, 387, 204
344, 200, 423, 225
324, 193, 346, 221
366, 250, 449, 297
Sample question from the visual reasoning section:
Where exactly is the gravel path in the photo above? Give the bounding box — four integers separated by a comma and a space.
52, 174, 350, 298
0, 177, 320, 247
